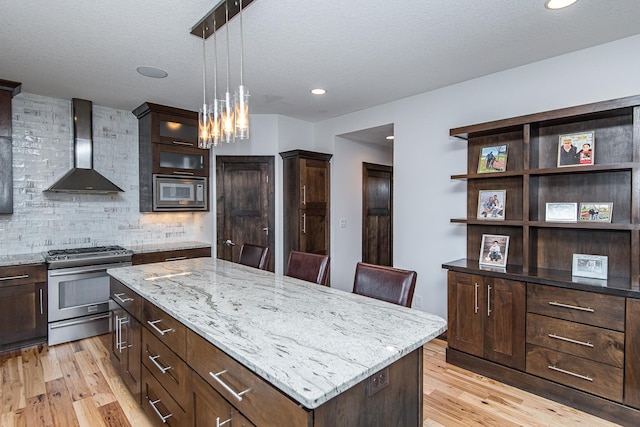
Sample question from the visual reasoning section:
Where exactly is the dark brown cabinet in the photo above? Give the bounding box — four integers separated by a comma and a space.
192, 370, 255, 427
0, 79, 22, 214
0, 263, 47, 351
133, 102, 210, 212
132, 246, 211, 265
280, 150, 332, 271
447, 271, 525, 370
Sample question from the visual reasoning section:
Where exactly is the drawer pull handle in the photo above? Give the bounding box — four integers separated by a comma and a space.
0, 274, 29, 281
148, 398, 173, 423
148, 354, 172, 374
217, 417, 232, 427
548, 365, 593, 382
474, 283, 479, 314
548, 301, 594, 312
164, 256, 187, 261
209, 370, 251, 401
548, 333, 594, 348
172, 141, 193, 146
147, 320, 174, 335
172, 171, 195, 176
114, 293, 133, 303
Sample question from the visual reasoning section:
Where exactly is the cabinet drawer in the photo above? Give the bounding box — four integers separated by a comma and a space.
526, 313, 624, 367
143, 301, 186, 360
0, 264, 46, 288
526, 344, 623, 402
192, 370, 256, 427
527, 284, 625, 331
142, 366, 190, 427
110, 277, 142, 320
187, 330, 310, 427
142, 328, 191, 411
132, 247, 211, 265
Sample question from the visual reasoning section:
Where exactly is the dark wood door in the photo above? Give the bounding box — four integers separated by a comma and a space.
111, 306, 141, 402
216, 156, 275, 271
484, 277, 526, 370
0, 282, 47, 349
447, 271, 484, 357
362, 163, 393, 265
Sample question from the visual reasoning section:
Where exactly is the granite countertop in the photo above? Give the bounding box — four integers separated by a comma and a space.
108, 258, 447, 409
0, 253, 46, 268
126, 241, 211, 254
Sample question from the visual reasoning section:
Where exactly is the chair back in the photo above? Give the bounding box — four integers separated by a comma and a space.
285, 251, 330, 286
352, 262, 417, 307
238, 244, 270, 270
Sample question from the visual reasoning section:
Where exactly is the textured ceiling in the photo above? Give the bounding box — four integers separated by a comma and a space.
1, 0, 640, 130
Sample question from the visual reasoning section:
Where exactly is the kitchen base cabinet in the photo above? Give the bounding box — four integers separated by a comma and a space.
132, 246, 211, 265
192, 370, 255, 427
626, 299, 640, 409
0, 264, 47, 352
141, 365, 190, 427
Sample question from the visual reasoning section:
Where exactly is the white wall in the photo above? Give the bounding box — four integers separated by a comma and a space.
317, 34, 640, 319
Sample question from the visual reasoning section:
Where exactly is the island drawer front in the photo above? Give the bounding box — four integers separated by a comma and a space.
141, 366, 189, 427
142, 328, 191, 412
187, 330, 311, 427
526, 313, 624, 368
110, 277, 142, 320
192, 369, 256, 427
0, 264, 46, 288
527, 284, 625, 331
143, 301, 186, 360
526, 344, 623, 402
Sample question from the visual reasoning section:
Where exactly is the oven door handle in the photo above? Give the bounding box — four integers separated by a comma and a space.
49, 313, 111, 329
49, 266, 109, 277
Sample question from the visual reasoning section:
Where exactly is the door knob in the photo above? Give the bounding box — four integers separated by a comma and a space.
224, 239, 236, 246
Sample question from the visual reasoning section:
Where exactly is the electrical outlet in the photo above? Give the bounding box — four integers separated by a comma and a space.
339, 218, 347, 228
367, 368, 389, 396
414, 295, 423, 308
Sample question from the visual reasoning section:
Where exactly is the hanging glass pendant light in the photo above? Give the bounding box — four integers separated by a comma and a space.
221, 1, 236, 144
198, 27, 214, 148
210, 19, 222, 146
235, 0, 250, 139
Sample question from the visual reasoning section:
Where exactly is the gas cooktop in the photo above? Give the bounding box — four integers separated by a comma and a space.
45, 245, 133, 269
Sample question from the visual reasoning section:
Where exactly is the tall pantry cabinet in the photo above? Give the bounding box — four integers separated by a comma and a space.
280, 150, 332, 271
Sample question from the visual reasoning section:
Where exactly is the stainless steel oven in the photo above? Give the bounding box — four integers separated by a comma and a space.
46, 246, 132, 346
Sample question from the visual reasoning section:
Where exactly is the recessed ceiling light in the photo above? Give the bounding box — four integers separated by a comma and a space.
311, 88, 327, 95
386, 135, 394, 140
545, 0, 578, 10
137, 66, 168, 78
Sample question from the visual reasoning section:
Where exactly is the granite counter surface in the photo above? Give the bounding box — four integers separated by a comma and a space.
108, 257, 446, 409
0, 253, 46, 267
126, 241, 211, 254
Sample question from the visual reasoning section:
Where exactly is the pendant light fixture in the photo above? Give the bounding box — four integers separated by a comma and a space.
235, 0, 250, 139
211, 18, 222, 146
221, 1, 236, 144
198, 27, 214, 148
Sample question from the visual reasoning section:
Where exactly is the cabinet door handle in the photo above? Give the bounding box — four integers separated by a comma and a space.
548, 301, 594, 312
164, 256, 187, 261
148, 354, 172, 374
0, 274, 29, 281
474, 283, 479, 314
302, 184, 306, 205
217, 417, 232, 427
114, 315, 120, 353
172, 171, 195, 176
548, 333, 594, 348
487, 285, 492, 317
147, 319, 174, 335
172, 141, 193, 146
302, 213, 306, 234
117, 317, 131, 352
210, 370, 251, 401
39, 288, 44, 315
148, 398, 173, 423
113, 293, 134, 303
548, 365, 593, 382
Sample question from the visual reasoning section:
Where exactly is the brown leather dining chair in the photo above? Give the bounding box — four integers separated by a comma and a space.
352, 262, 417, 307
238, 244, 270, 270
285, 251, 330, 286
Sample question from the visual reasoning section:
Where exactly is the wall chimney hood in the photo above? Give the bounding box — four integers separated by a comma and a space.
45, 98, 124, 194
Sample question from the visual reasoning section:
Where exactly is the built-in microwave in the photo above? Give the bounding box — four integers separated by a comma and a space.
153, 174, 207, 211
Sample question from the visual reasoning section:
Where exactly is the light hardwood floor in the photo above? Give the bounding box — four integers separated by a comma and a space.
0, 336, 619, 426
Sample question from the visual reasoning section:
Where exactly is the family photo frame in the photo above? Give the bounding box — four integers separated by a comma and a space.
572, 254, 608, 280
545, 202, 577, 222
557, 131, 594, 167
579, 202, 613, 223
478, 145, 508, 173
479, 234, 509, 268
477, 190, 506, 220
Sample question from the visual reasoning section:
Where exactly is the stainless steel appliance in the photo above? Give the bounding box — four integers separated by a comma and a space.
46, 245, 132, 346
153, 174, 207, 211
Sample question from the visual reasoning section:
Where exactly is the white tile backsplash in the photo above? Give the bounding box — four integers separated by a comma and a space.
0, 92, 205, 255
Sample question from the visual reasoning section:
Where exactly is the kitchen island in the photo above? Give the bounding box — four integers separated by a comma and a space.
108, 257, 446, 426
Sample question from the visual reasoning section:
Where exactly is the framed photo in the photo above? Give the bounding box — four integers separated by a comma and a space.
557, 131, 594, 167
545, 202, 577, 222
572, 254, 608, 280
477, 190, 506, 220
479, 234, 509, 268
477, 145, 508, 173
579, 202, 613, 223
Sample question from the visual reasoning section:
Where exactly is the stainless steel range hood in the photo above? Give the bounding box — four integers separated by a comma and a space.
45, 98, 124, 194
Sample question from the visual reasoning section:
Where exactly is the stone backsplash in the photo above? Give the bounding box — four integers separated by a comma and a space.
0, 92, 206, 255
